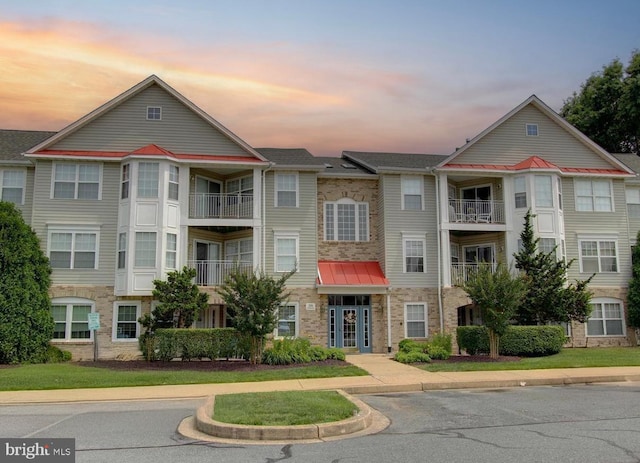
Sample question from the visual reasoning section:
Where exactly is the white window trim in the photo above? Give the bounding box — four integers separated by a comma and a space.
51, 297, 95, 342
402, 233, 427, 273
525, 123, 539, 136
0, 168, 26, 205
274, 302, 299, 338
574, 178, 614, 212
514, 175, 527, 209
577, 235, 619, 273
275, 172, 299, 208
166, 233, 177, 269
117, 232, 127, 270
274, 231, 299, 273
404, 302, 427, 339
121, 164, 130, 200
112, 301, 142, 342
324, 198, 370, 242
168, 165, 179, 201
225, 237, 253, 264
134, 231, 157, 268
51, 163, 103, 200
146, 106, 162, 120
586, 297, 626, 337
137, 162, 160, 199
47, 225, 101, 270
226, 175, 253, 194
626, 187, 640, 218
401, 175, 424, 211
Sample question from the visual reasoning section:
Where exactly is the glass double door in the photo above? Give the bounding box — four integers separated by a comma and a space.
328, 295, 372, 353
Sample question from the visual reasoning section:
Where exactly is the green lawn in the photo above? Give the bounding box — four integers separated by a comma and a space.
213, 391, 358, 426
0, 362, 367, 392
420, 347, 640, 372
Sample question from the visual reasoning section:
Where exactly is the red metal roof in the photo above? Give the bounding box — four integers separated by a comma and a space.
131, 144, 176, 156
317, 261, 389, 287
443, 155, 630, 175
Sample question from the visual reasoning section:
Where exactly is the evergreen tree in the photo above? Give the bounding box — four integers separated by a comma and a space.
0, 202, 53, 363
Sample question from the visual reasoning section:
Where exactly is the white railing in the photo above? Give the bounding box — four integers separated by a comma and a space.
189, 193, 253, 219
450, 263, 497, 286
187, 260, 253, 286
448, 199, 505, 224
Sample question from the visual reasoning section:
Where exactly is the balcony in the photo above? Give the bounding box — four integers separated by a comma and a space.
189, 193, 253, 219
448, 199, 505, 224
187, 260, 253, 286
450, 262, 497, 286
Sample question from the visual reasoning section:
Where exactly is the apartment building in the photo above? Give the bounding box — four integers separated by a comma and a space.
0, 75, 637, 359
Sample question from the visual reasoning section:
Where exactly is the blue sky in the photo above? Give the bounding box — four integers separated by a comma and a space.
0, 0, 638, 155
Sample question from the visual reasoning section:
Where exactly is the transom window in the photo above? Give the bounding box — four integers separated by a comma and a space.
402, 176, 423, 210
113, 302, 141, 341
0, 169, 25, 204
146, 106, 162, 120
276, 173, 298, 207
405, 303, 427, 338
135, 232, 157, 267
324, 199, 369, 241
137, 162, 159, 198
575, 179, 613, 212
275, 302, 298, 337
514, 176, 527, 208
403, 235, 426, 273
587, 298, 625, 336
579, 239, 617, 273
51, 298, 94, 341
53, 163, 100, 200
48, 227, 99, 269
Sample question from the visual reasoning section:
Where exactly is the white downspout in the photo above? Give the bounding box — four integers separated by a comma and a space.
428, 167, 445, 332
386, 287, 392, 353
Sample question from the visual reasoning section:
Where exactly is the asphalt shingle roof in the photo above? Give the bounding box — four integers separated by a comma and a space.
612, 153, 640, 175
342, 151, 448, 172
0, 130, 56, 161
255, 148, 325, 167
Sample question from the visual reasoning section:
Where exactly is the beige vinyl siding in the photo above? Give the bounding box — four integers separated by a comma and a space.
264, 171, 317, 286
13, 167, 35, 225
50, 85, 251, 157
377, 176, 387, 273
453, 105, 614, 169
562, 177, 631, 286
383, 175, 438, 287
31, 160, 119, 285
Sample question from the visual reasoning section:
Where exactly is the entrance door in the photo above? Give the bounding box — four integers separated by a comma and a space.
194, 240, 221, 285
328, 295, 372, 353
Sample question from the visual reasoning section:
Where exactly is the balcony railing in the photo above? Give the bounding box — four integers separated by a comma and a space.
448, 199, 504, 224
187, 260, 253, 286
450, 262, 497, 286
189, 193, 253, 219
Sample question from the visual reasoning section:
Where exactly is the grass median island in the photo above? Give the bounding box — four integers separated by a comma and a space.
212, 391, 358, 426
0, 362, 367, 392
420, 347, 640, 372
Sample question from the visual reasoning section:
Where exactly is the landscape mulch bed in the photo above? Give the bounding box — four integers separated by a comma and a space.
76, 359, 349, 372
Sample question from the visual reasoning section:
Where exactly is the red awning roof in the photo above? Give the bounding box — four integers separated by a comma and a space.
317, 261, 389, 287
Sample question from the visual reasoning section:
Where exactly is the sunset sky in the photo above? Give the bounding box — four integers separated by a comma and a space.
1, 0, 639, 156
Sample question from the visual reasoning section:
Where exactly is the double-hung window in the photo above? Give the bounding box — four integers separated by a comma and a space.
575, 179, 613, 212
166, 233, 177, 269
225, 238, 253, 264
514, 176, 527, 208
113, 302, 141, 341
535, 175, 553, 207
53, 163, 100, 199
274, 232, 298, 272
579, 238, 618, 273
626, 188, 640, 218
405, 303, 427, 338
137, 162, 159, 198
587, 298, 625, 336
403, 234, 426, 273
275, 302, 298, 337
135, 232, 157, 267
276, 173, 298, 207
117, 233, 127, 269
51, 298, 94, 341
168, 165, 179, 201
0, 169, 25, 204
48, 227, 99, 269
121, 164, 130, 199
539, 238, 557, 257
324, 199, 369, 241
402, 176, 423, 210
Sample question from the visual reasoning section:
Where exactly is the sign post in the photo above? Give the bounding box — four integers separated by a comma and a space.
88, 313, 100, 362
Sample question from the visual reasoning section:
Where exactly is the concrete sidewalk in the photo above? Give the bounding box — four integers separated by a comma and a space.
2, 354, 640, 405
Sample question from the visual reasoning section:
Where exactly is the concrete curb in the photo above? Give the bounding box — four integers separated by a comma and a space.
194, 390, 373, 441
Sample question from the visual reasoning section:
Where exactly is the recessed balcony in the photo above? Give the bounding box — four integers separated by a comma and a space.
187, 260, 253, 286
189, 193, 253, 219
448, 199, 505, 224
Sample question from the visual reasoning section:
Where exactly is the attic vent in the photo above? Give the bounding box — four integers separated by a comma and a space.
147, 106, 162, 120
341, 163, 357, 169
324, 163, 334, 168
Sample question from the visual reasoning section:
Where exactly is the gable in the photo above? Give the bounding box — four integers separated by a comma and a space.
446, 103, 617, 170
46, 83, 252, 157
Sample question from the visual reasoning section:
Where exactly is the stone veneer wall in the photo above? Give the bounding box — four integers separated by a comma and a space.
317, 178, 380, 261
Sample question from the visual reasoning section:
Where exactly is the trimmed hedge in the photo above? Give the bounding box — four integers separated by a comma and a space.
457, 325, 565, 357
141, 328, 251, 361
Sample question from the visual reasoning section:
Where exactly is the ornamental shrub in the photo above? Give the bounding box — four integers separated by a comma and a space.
395, 350, 431, 364
261, 338, 341, 365
457, 325, 564, 357
145, 328, 250, 361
